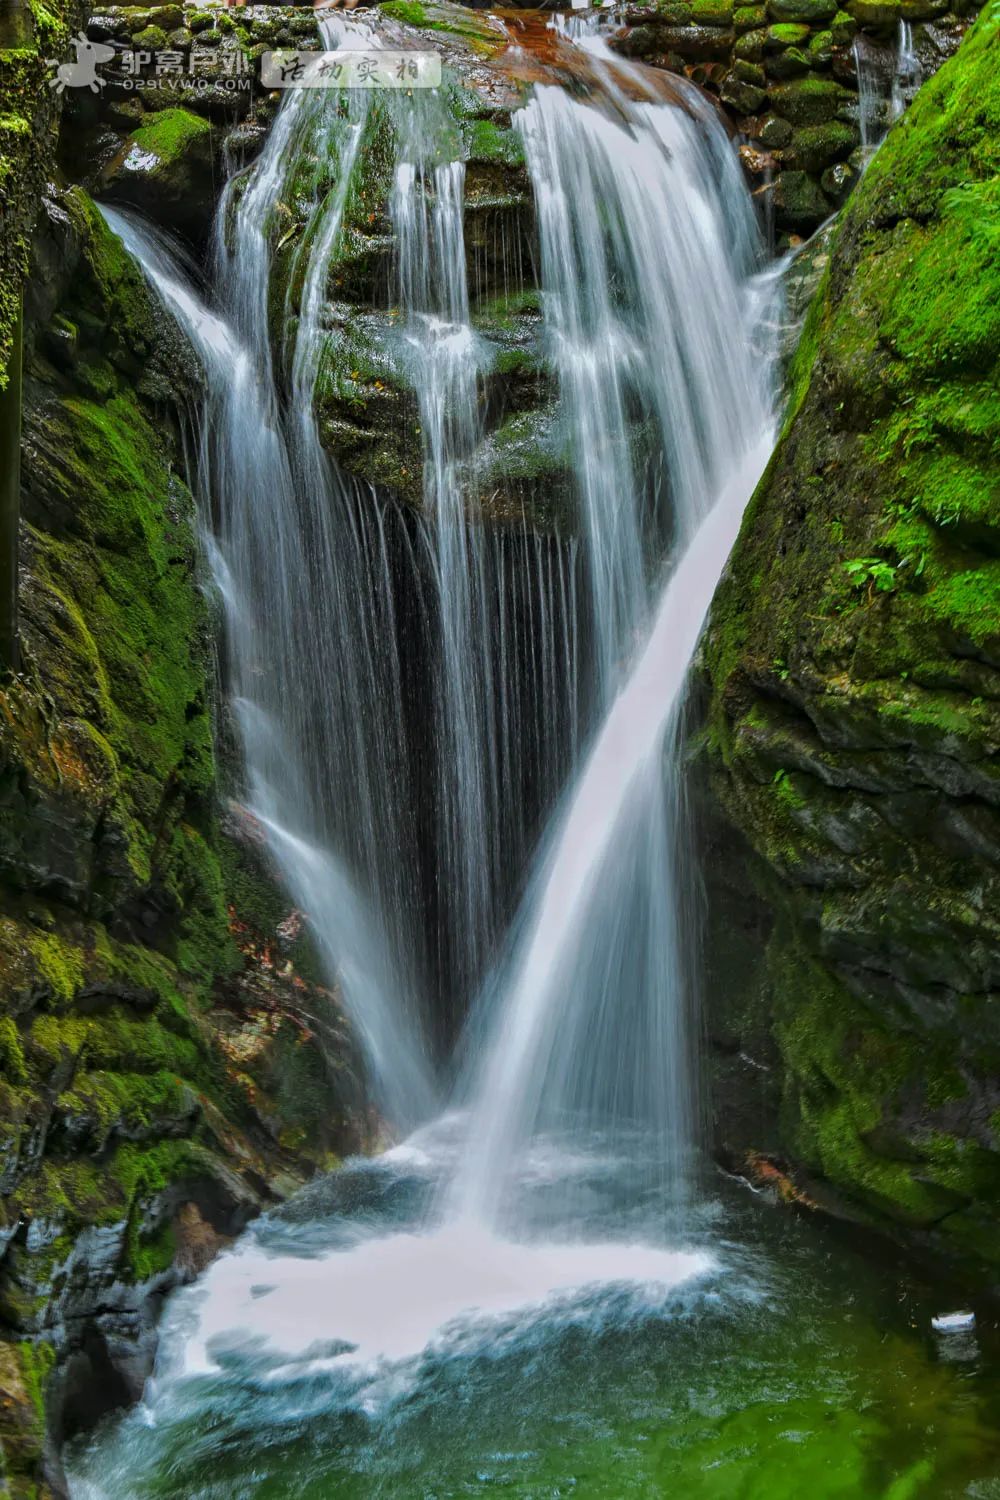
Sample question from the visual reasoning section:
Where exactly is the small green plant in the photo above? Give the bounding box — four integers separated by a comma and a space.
772, 657, 790, 681
929, 498, 961, 528
843, 556, 899, 597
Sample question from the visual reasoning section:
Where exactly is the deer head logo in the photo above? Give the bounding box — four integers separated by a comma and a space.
47, 33, 115, 93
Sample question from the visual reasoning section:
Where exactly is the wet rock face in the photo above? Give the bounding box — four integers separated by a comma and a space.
249, 4, 576, 532
64, 0, 568, 529
0, 0, 87, 392
700, 3, 1000, 1283
609, 0, 981, 239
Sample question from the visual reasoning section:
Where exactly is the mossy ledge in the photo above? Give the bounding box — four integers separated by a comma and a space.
700, 1, 1000, 1285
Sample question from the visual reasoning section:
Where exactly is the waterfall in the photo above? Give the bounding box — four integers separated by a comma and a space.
891, 20, 922, 120
855, 21, 922, 161
452, 440, 775, 1226
391, 109, 497, 996
379, 87, 585, 1010
99, 8, 781, 1211
67, 15, 993, 1491
519, 78, 765, 687
853, 35, 883, 159
98, 16, 441, 1127
450, 65, 780, 1227
99, 14, 589, 1116
68, 29, 795, 1491
97, 202, 436, 1127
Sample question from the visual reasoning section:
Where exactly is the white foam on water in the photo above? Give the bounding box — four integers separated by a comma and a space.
172, 1227, 714, 1385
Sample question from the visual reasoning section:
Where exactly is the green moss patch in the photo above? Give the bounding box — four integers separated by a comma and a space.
128, 106, 212, 169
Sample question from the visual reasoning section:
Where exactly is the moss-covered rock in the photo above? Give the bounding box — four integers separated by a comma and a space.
99, 106, 218, 244
766, 20, 814, 44
260, 53, 559, 531
765, 43, 813, 75
767, 0, 838, 16
830, 6, 858, 37
772, 166, 833, 228
0, 1340, 53, 1497
702, 0, 1000, 1283
845, 0, 901, 21
789, 118, 856, 170
379, 0, 508, 53
768, 73, 854, 121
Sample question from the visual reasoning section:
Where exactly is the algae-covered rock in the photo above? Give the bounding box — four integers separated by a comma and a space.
702, 0, 1000, 1281
99, 106, 218, 244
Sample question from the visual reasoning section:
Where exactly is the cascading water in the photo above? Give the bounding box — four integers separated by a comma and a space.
64, 20, 1000, 1500
107, 19, 765, 1265
100, 16, 437, 1128
98, 15, 587, 1113
97, 200, 436, 1129
855, 20, 922, 161
519, 69, 765, 683
451, 57, 778, 1227
391, 110, 498, 995
891, 20, 923, 120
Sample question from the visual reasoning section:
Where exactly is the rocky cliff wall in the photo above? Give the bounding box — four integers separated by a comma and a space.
701, 0, 1000, 1286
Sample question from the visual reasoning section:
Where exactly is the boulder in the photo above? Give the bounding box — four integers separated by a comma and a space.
99, 107, 217, 245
